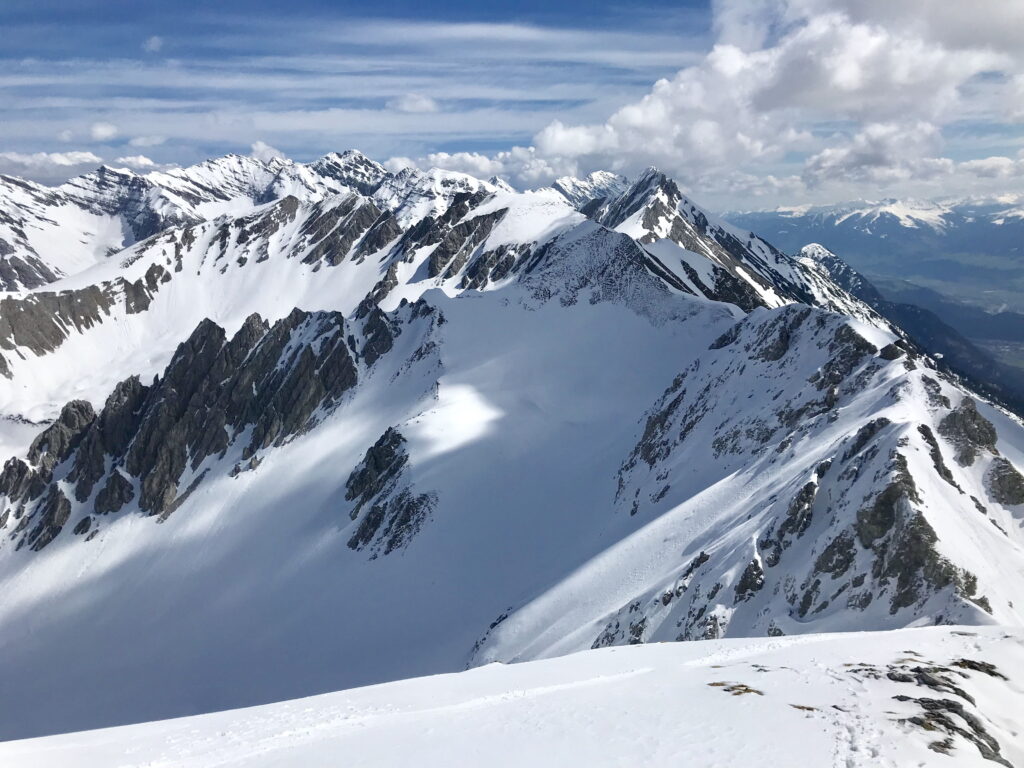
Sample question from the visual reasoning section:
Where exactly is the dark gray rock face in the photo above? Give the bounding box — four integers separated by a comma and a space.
427, 207, 507, 279
0, 265, 169, 375
460, 243, 529, 290
94, 471, 135, 515
938, 399, 998, 466
0, 308, 368, 548
760, 481, 818, 567
734, 558, 765, 602
358, 302, 396, 366
299, 196, 387, 267
27, 400, 96, 473
1, 297, 442, 551
345, 428, 409, 521
917, 424, 960, 491
348, 488, 435, 557
854, 454, 966, 613
23, 486, 71, 551
343, 427, 436, 557
986, 458, 1024, 506
0, 250, 58, 292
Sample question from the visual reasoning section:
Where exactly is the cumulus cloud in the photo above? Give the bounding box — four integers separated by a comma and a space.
56, 129, 73, 142
382, 156, 416, 174
802, 122, 953, 186
89, 122, 118, 141
958, 155, 1024, 179
792, 0, 1024, 59
142, 36, 163, 53
407, 0, 1023, 204
528, 6, 1004, 183
386, 94, 440, 114
113, 154, 156, 169
250, 141, 286, 162
388, 146, 580, 189
7, 0, 1023, 204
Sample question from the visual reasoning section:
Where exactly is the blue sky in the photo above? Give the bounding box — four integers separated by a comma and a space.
0, 1, 708, 161
2, 0, 1023, 209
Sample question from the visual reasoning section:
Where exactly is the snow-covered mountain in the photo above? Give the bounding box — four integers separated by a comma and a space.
729, 196, 1024, 238
725, 197, 1024, 311
0, 152, 388, 291
3, 626, 1021, 767
0, 152, 1022, 750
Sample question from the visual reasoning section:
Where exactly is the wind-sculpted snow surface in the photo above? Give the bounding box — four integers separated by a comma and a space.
1, 627, 1021, 768
0, 152, 1022, 743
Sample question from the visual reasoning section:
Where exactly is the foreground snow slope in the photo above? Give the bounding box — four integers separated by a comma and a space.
1, 626, 1020, 768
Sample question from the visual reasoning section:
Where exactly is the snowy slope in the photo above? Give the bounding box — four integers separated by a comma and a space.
0, 152, 387, 291
0, 154, 1023, 745
0, 626, 1020, 768
0, 174, 126, 290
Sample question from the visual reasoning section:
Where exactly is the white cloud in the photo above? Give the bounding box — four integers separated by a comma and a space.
416, 151, 503, 177
0, 150, 103, 183
142, 36, 163, 53
0, 150, 102, 168
383, 0, 1020, 206
89, 122, 118, 141
3, 3, 1022, 205
56, 129, 73, 142
528, 8, 1005, 184
113, 155, 156, 169
382, 156, 416, 174
386, 94, 440, 114
802, 122, 954, 186
389, 146, 580, 188
250, 141, 286, 162
792, 0, 1024, 59
129, 135, 166, 147
958, 155, 1024, 179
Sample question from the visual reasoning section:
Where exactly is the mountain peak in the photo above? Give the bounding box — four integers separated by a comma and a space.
550, 170, 628, 209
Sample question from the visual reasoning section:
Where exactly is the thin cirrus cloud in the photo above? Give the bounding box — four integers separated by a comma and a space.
0, 1, 1021, 207
0, 10, 705, 171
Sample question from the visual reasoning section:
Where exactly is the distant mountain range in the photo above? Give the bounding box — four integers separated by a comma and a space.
727, 197, 1024, 312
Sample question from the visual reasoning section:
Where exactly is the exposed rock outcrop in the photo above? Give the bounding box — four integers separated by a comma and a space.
344, 427, 436, 557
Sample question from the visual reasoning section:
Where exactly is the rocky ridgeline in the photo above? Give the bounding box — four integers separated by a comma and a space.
0, 153, 897, 391
0, 263, 170, 376
593, 169, 814, 312
0, 298, 441, 551
0, 151, 390, 292
595, 305, 1024, 646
